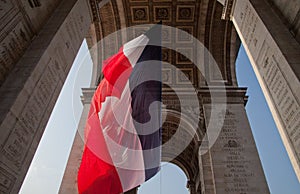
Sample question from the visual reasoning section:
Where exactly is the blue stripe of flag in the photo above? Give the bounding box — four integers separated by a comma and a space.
129, 24, 162, 181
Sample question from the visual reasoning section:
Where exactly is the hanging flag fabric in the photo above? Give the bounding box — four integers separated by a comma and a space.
77, 24, 162, 194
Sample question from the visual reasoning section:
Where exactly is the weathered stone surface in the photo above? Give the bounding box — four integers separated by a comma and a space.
2, 0, 299, 193
59, 89, 93, 194
200, 88, 270, 194
232, 0, 300, 181
60, 1, 271, 194
0, 0, 91, 193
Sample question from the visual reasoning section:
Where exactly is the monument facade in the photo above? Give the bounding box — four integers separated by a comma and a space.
0, 0, 299, 193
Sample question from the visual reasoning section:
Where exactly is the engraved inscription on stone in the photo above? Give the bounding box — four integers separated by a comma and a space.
232, 0, 300, 178
207, 106, 268, 193
65, 16, 81, 45
63, 5, 90, 53
2, 122, 30, 168
0, 21, 30, 84
0, 0, 92, 192
219, 111, 255, 193
257, 43, 300, 157
0, 166, 16, 193
239, 4, 259, 47
0, 0, 14, 19
232, 0, 268, 62
2, 58, 62, 170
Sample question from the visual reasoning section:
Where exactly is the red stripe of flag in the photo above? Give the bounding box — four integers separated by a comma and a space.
78, 46, 133, 194
77, 24, 161, 193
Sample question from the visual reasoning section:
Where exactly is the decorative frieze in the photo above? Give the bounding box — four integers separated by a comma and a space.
0, 166, 16, 194
0, 18, 32, 85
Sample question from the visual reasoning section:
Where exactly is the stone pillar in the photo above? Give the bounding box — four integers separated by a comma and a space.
59, 88, 95, 193
199, 143, 217, 194
0, 0, 91, 193
229, 0, 300, 181
187, 180, 196, 194
124, 187, 138, 194
200, 87, 270, 194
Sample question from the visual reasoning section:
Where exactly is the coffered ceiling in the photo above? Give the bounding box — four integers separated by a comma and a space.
87, 0, 240, 87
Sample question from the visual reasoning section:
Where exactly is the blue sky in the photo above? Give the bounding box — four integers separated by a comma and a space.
235, 47, 300, 194
19, 41, 299, 194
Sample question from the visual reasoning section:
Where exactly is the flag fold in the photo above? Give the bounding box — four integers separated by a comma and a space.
78, 24, 162, 194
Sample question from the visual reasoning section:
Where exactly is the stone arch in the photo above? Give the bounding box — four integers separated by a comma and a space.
61, 1, 249, 193
3, 0, 297, 192
85, 0, 240, 87
160, 109, 201, 194
203, 0, 240, 86
139, 162, 190, 194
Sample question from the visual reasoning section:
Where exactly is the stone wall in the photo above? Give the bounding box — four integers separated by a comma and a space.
0, 0, 91, 192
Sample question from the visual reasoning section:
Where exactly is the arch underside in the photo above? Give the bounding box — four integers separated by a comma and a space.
86, 0, 240, 191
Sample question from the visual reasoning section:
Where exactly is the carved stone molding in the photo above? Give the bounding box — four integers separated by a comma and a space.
221, 0, 236, 20
81, 87, 96, 104
199, 87, 248, 105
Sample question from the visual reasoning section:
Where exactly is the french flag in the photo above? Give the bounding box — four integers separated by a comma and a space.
77, 24, 162, 194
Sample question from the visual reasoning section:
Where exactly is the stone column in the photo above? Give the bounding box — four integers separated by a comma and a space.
0, 0, 91, 193
187, 180, 196, 194
59, 88, 94, 193
124, 187, 138, 194
199, 142, 217, 194
60, 89, 140, 193
200, 87, 270, 194
229, 0, 300, 181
